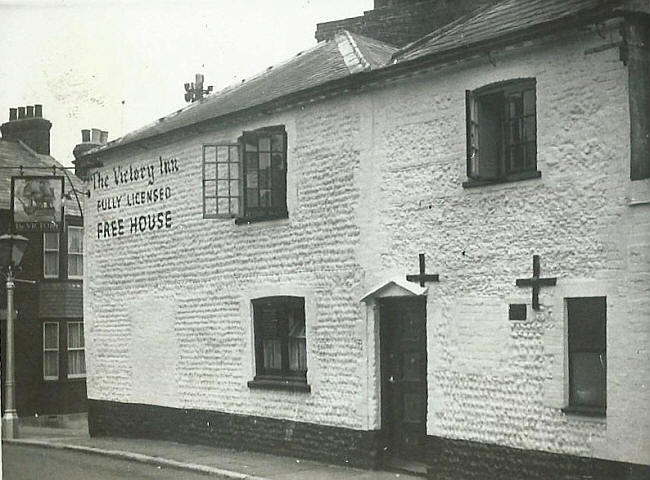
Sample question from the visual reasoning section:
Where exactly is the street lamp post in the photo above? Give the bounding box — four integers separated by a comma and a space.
0, 233, 29, 439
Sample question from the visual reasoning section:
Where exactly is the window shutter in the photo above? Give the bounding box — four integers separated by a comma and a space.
202, 143, 240, 218
466, 90, 479, 179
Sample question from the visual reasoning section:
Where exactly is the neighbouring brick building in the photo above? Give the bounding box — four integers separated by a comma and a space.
0, 106, 89, 418
78, 0, 649, 478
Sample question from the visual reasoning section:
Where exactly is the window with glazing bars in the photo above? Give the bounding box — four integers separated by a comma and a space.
252, 296, 306, 381
67, 226, 83, 279
43, 322, 59, 381
466, 79, 537, 180
67, 321, 86, 378
43, 232, 59, 278
202, 144, 240, 217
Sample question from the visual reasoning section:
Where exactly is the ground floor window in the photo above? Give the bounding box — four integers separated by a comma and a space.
43, 322, 59, 381
567, 297, 606, 415
249, 296, 308, 391
42, 320, 86, 381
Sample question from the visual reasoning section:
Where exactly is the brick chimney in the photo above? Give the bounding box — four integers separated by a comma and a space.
315, 0, 497, 48
0, 104, 52, 155
73, 128, 108, 178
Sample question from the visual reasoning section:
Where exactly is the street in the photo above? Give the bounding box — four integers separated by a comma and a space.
2, 444, 213, 480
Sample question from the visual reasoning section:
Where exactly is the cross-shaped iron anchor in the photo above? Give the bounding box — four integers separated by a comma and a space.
515, 254, 557, 310
406, 253, 439, 287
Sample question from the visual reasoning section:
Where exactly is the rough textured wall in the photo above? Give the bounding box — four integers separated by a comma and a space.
364, 25, 649, 466
84, 96, 370, 430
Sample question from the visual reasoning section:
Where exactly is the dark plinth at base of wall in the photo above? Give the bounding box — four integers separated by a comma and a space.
426, 436, 650, 480
88, 399, 382, 469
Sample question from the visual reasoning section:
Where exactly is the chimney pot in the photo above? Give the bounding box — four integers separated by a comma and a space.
81, 129, 91, 142
17, 107, 26, 119
26, 106, 34, 118
34, 104, 42, 118
91, 128, 102, 143
9, 108, 17, 121
100, 130, 109, 144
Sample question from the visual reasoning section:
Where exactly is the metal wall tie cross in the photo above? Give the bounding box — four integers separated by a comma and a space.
406, 253, 439, 287
515, 254, 557, 310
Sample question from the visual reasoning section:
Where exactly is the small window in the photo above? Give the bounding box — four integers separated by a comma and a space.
566, 297, 606, 415
43, 322, 59, 381
67, 226, 83, 279
67, 322, 86, 378
202, 126, 288, 224
465, 79, 539, 185
249, 296, 308, 390
43, 232, 59, 278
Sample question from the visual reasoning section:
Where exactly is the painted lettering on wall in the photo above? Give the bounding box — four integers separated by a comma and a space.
91, 156, 180, 239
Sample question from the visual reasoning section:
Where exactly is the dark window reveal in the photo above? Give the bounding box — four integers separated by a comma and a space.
240, 126, 287, 222
249, 296, 308, 391
202, 126, 287, 223
465, 79, 539, 186
566, 297, 606, 416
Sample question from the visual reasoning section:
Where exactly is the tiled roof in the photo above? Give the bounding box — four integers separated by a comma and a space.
392, 0, 620, 63
84, 31, 397, 158
0, 140, 84, 216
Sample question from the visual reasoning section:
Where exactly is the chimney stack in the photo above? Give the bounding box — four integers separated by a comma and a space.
73, 128, 108, 178
1, 104, 52, 155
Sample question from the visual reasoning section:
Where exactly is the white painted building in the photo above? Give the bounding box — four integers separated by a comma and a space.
78, 1, 650, 478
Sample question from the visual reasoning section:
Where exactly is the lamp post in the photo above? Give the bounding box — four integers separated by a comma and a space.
0, 233, 29, 439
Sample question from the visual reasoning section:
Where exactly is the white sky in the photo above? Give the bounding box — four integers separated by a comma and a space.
0, 0, 373, 166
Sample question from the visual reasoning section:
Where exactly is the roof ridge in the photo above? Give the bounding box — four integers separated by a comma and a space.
335, 30, 371, 74
390, 0, 500, 63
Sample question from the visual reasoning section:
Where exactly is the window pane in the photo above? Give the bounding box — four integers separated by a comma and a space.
246, 171, 258, 188
245, 152, 258, 169
570, 352, 606, 407
230, 198, 240, 213
271, 134, 284, 152
289, 339, 307, 372
44, 351, 58, 378
260, 189, 271, 207
247, 189, 259, 207
218, 198, 229, 212
263, 339, 282, 370
229, 146, 239, 163
259, 137, 271, 152
508, 93, 523, 118
68, 350, 86, 376
44, 251, 59, 277
44, 323, 58, 349
68, 323, 84, 348
68, 228, 83, 254
523, 89, 535, 115
204, 163, 217, 180
217, 163, 229, 179
217, 146, 228, 162
523, 117, 536, 143
204, 145, 217, 161
44, 232, 59, 250
69, 255, 83, 277
271, 152, 284, 170
259, 152, 270, 170
217, 181, 229, 196
230, 181, 239, 197
244, 139, 258, 152
568, 297, 606, 350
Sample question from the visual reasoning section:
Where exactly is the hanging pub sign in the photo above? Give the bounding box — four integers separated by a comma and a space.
11, 176, 64, 233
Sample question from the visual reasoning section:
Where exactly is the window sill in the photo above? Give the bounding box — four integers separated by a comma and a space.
561, 406, 606, 418
235, 212, 289, 225
462, 170, 541, 189
247, 378, 311, 393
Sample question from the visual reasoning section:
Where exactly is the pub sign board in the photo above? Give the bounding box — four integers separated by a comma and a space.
11, 176, 64, 233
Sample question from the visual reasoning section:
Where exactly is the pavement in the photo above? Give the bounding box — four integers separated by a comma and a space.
3, 423, 423, 479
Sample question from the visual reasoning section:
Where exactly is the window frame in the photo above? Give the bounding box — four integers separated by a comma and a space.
67, 321, 86, 379
43, 232, 60, 279
464, 78, 540, 188
563, 296, 607, 417
67, 226, 84, 280
202, 143, 241, 218
248, 295, 310, 392
43, 322, 59, 381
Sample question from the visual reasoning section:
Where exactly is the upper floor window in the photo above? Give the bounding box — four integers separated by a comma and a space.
67, 226, 83, 279
465, 79, 539, 186
248, 296, 309, 392
566, 297, 606, 416
203, 125, 287, 223
43, 232, 59, 278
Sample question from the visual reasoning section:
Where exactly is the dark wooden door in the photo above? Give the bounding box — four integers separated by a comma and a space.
380, 297, 427, 461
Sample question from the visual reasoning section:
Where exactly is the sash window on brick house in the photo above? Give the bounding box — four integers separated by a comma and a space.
248, 296, 309, 392
67, 321, 86, 378
465, 79, 539, 186
566, 297, 607, 416
67, 226, 84, 279
43, 322, 59, 380
43, 232, 59, 278
202, 125, 287, 223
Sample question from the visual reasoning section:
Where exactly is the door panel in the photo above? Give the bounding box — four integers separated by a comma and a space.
380, 297, 427, 461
